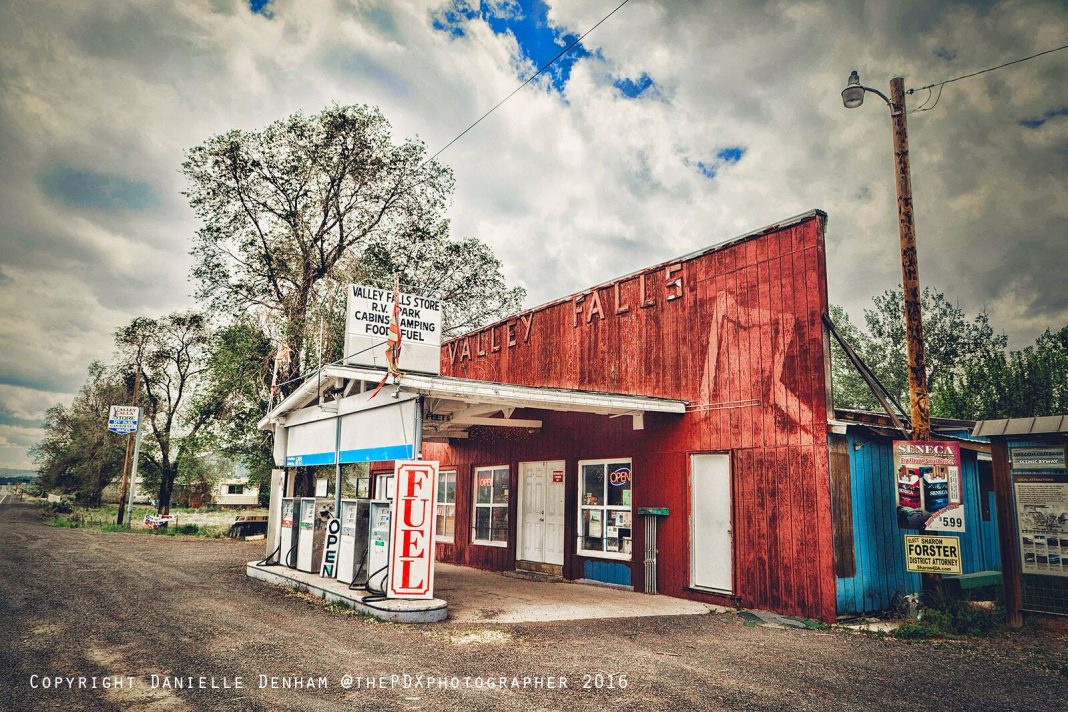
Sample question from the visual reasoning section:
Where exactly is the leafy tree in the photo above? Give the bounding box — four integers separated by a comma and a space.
302, 221, 526, 373
828, 304, 883, 412
184, 104, 526, 485
182, 104, 456, 398
198, 317, 276, 502
31, 362, 130, 506
830, 288, 1007, 418
936, 325, 1068, 419
115, 311, 217, 514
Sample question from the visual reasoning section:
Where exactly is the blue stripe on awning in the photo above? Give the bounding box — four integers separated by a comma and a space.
338, 444, 413, 464
285, 452, 336, 467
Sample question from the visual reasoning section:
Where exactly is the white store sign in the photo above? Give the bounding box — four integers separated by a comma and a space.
343, 284, 442, 375
107, 405, 139, 434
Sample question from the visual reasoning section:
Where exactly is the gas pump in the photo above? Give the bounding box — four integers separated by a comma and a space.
295, 497, 318, 572
280, 498, 297, 568
366, 499, 392, 594
337, 498, 370, 586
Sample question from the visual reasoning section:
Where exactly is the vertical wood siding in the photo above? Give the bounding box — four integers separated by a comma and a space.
431, 212, 837, 622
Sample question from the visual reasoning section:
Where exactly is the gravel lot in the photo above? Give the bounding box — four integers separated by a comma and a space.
2, 500, 1066, 711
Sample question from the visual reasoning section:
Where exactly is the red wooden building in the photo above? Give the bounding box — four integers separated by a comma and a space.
419, 209, 837, 621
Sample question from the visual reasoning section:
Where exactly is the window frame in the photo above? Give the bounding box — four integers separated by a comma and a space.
373, 472, 394, 500
471, 464, 510, 548
577, 458, 633, 561
435, 469, 457, 543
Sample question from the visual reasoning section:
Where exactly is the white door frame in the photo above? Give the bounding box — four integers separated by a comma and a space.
517, 460, 566, 565
689, 452, 734, 593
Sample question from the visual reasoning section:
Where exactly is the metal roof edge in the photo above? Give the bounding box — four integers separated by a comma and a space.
973, 414, 1068, 437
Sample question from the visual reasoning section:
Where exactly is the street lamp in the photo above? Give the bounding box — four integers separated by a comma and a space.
841, 70, 932, 441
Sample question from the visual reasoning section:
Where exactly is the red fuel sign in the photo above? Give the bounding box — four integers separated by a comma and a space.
388, 460, 439, 599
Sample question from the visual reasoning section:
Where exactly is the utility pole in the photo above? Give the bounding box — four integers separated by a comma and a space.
116, 369, 141, 526
888, 77, 932, 441
842, 72, 933, 440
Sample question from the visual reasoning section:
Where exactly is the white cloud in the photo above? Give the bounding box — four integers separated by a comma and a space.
0, 0, 1066, 470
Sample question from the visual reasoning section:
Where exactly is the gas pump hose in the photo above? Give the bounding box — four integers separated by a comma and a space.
257, 543, 282, 567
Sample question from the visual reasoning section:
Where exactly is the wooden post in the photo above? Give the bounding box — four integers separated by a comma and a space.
115, 370, 141, 526
889, 77, 931, 442
990, 438, 1024, 627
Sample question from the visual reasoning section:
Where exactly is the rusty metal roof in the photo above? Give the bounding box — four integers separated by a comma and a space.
972, 415, 1068, 437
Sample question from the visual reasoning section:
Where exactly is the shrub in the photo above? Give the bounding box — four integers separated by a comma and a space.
893, 591, 1002, 639
893, 621, 939, 639
44, 500, 74, 515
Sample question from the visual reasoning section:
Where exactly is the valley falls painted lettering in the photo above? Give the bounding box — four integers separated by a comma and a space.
446, 265, 684, 366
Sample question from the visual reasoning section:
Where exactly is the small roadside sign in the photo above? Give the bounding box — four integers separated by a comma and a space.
108, 405, 139, 435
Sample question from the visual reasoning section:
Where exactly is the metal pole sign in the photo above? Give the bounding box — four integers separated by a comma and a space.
108, 405, 139, 434
125, 407, 144, 528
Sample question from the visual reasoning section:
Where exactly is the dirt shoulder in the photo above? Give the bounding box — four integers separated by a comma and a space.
2, 501, 1066, 711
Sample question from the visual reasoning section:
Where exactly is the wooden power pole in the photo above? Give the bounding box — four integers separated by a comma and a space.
115, 370, 141, 526
888, 77, 932, 441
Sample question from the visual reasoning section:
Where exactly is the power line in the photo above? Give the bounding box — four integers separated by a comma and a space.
425, 0, 632, 164
907, 42, 1068, 97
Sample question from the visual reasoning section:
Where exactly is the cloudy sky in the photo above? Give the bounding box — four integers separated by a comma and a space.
0, 0, 1066, 469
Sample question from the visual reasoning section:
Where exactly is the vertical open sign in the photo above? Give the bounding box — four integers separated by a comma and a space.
388, 460, 439, 599
319, 517, 342, 578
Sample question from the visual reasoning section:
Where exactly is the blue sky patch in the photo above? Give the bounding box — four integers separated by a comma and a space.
717, 146, 745, 163
696, 161, 717, 179
1019, 106, 1068, 129
248, 0, 272, 18
614, 73, 656, 98
37, 165, 159, 211
433, 0, 592, 92
694, 147, 746, 180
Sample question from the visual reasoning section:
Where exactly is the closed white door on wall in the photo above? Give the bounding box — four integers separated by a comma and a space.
518, 461, 565, 565
690, 453, 733, 593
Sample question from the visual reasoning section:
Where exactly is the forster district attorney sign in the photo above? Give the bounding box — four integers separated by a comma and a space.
904, 534, 963, 574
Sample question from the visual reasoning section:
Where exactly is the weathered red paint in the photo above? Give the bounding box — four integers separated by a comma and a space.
423, 212, 835, 622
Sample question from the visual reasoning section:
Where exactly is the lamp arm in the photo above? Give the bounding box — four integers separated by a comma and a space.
861, 85, 892, 106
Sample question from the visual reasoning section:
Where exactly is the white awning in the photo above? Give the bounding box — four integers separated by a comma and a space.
258, 364, 686, 444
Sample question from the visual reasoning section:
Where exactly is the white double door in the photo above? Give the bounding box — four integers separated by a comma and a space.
690, 453, 733, 593
518, 461, 566, 566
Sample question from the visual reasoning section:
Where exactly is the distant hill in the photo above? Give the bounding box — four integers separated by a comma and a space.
0, 467, 38, 483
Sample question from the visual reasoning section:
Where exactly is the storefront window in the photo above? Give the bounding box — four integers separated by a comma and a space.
473, 466, 509, 546
341, 463, 370, 499
436, 469, 457, 543
579, 459, 633, 559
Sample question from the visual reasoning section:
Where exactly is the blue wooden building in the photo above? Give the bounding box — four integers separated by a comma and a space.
829, 409, 1001, 617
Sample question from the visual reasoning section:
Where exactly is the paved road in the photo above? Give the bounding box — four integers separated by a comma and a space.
2, 501, 1066, 711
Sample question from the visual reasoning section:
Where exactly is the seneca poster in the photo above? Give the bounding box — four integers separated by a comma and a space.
893, 441, 965, 532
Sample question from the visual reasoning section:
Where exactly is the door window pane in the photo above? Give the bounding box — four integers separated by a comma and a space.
606, 463, 632, 506
474, 506, 491, 541
582, 464, 604, 505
